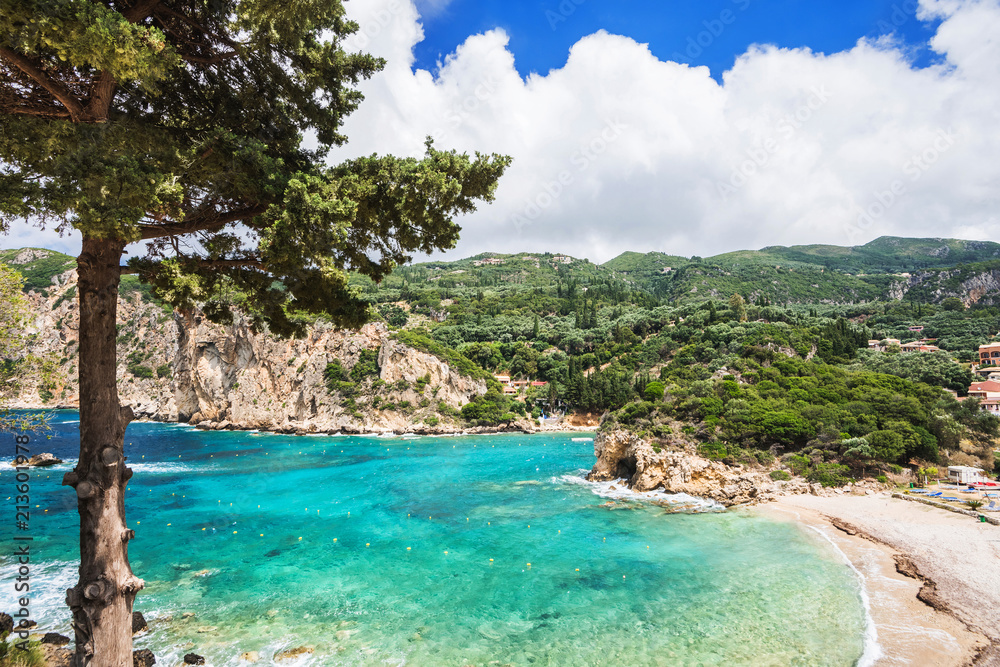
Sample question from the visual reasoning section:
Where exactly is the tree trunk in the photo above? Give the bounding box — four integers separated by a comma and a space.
63, 236, 143, 665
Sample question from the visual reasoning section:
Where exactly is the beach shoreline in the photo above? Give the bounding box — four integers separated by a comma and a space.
755, 494, 1000, 667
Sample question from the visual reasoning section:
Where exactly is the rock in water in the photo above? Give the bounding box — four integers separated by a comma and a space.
133, 611, 148, 635
10, 452, 63, 467
41, 632, 70, 645
133, 649, 156, 667
0, 612, 12, 635
274, 647, 314, 661
239, 651, 260, 662
184, 654, 206, 665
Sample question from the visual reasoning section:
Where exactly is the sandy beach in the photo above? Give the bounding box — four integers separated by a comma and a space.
757, 493, 1000, 667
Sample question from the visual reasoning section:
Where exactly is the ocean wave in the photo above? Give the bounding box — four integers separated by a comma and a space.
555, 471, 725, 512
0, 559, 77, 633
806, 525, 883, 667
127, 461, 206, 475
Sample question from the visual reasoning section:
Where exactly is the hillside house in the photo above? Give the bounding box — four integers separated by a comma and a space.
900, 341, 941, 352
979, 343, 1000, 365
968, 380, 1000, 400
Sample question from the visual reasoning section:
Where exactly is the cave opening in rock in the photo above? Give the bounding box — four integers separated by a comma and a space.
615, 455, 637, 484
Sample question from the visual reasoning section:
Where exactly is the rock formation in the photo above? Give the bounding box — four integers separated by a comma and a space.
10, 267, 494, 433
588, 428, 818, 506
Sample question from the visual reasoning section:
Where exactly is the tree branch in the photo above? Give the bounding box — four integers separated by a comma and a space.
120, 257, 265, 274
138, 205, 268, 240
0, 48, 84, 121
123, 0, 162, 22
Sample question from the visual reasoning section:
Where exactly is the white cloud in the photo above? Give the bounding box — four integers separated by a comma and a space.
333, 0, 1000, 263
7, 0, 1000, 265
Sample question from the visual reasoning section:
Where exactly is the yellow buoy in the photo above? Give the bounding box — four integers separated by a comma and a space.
406, 547, 411, 550
233, 531, 237, 534
444, 551, 448, 555
527, 563, 531, 568
366, 543, 370, 547
575, 568, 579, 571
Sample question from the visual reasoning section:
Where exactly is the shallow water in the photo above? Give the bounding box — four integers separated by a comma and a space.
1, 413, 867, 665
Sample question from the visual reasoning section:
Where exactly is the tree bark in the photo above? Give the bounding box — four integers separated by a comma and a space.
64, 236, 144, 665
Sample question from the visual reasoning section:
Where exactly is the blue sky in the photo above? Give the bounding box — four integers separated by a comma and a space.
11, 0, 1000, 261
413, 0, 942, 81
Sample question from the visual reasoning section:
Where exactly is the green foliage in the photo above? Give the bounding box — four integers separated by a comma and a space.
460, 388, 523, 426
424, 416, 439, 427
155, 363, 171, 379
770, 470, 792, 481
128, 364, 154, 379
0, 635, 47, 667
0, 249, 75, 293
52, 285, 76, 309
324, 360, 345, 389
643, 381, 665, 402
393, 330, 490, 380
349, 350, 380, 382
851, 349, 973, 394
378, 303, 409, 328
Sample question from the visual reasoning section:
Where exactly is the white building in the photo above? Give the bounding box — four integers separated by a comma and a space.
947, 466, 988, 485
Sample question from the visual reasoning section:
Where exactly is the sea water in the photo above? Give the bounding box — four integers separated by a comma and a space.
1, 413, 867, 665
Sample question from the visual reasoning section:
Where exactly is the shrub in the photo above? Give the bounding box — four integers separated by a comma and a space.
876, 474, 888, 483
425, 416, 439, 427
966, 500, 984, 510
129, 364, 154, 379
324, 361, 345, 393
379, 303, 409, 328
807, 462, 851, 487
392, 331, 490, 380
770, 470, 792, 481
643, 381, 666, 402
156, 363, 171, 379
697, 441, 728, 460
350, 350, 381, 382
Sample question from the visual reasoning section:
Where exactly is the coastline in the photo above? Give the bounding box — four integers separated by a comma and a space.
755, 494, 1000, 667
14, 404, 601, 437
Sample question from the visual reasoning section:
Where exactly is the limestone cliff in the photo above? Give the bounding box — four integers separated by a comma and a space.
11, 267, 494, 433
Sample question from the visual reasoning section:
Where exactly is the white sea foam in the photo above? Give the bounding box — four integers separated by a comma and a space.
806, 525, 883, 667
555, 471, 725, 512
0, 559, 77, 633
127, 461, 205, 475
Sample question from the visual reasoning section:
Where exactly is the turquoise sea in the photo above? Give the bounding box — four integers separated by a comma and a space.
1, 412, 871, 665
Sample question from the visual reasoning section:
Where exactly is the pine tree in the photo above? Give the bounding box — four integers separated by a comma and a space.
532, 313, 540, 339
0, 3, 508, 662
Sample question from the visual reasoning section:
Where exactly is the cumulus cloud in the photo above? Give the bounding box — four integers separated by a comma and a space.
332, 0, 1000, 263
7, 0, 1000, 264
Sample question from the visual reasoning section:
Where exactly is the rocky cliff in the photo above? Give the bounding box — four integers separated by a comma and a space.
888, 267, 1000, 306
588, 428, 826, 506
11, 265, 499, 434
